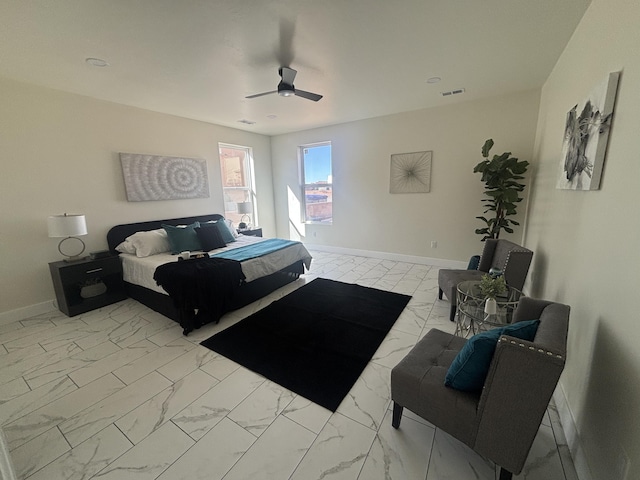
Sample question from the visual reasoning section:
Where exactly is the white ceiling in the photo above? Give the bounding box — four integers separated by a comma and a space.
0, 0, 591, 136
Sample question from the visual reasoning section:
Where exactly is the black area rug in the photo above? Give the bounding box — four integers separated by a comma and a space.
200, 278, 411, 411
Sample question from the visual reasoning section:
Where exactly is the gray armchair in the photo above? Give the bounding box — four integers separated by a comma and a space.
438, 239, 533, 321
390, 297, 569, 480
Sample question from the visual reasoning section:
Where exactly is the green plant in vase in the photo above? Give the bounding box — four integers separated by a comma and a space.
479, 274, 506, 299
479, 274, 506, 315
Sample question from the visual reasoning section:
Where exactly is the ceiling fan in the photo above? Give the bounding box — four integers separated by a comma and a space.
246, 66, 323, 102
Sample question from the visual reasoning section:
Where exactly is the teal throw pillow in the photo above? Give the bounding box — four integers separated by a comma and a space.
445, 328, 503, 392
162, 222, 201, 253
202, 219, 236, 244
502, 319, 540, 341
445, 319, 540, 392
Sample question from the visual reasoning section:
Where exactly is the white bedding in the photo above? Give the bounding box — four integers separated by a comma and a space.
121, 234, 312, 295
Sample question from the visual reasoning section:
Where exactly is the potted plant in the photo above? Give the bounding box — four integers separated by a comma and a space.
479, 274, 506, 314
473, 139, 529, 241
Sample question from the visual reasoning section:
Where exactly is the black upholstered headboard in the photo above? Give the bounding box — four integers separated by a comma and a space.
107, 213, 224, 252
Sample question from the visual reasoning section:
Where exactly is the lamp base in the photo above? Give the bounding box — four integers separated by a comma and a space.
58, 236, 86, 261
63, 255, 87, 263
240, 214, 252, 229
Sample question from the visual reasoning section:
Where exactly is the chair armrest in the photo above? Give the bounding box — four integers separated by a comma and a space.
473, 335, 566, 474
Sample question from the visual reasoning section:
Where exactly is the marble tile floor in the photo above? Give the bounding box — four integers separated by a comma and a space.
0, 250, 579, 480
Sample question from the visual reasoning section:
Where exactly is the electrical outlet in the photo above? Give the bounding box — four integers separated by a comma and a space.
615, 446, 630, 480
431, 241, 437, 248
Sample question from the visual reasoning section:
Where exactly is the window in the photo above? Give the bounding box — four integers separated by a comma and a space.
218, 144, 256, 228
300, 142, 332, 224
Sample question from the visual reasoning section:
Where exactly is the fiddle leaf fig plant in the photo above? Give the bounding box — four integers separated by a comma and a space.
474, 139, 529, 241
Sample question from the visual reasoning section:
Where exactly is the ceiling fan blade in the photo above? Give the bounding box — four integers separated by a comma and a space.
245, 90, 277, 99
295, 89, 323, 102
280, 67, 297, 86
277, 18, 296, 67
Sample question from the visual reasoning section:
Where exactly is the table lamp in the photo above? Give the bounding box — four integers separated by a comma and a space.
47, 213, 88, 262
236, 202, 253, 229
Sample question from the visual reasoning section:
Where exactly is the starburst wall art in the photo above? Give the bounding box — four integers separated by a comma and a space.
389, 151, 432, 193
557, 72, 620, 190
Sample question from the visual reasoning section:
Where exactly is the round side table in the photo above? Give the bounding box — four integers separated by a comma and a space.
455, 280, 523, 337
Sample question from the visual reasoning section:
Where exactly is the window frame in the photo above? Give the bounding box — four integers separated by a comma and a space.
218, 143, 257, 227
299, 141, 332, 224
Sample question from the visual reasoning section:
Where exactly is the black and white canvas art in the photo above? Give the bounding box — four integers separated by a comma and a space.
557, 72, 620, 190
120, 153, 210, 201
389, 151, 432, 193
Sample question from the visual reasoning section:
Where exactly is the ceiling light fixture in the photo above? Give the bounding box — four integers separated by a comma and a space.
427, 77, 441, 84
238, 119, 256, 125
85, 57, 109, 67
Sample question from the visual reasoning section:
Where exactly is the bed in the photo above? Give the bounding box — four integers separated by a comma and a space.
107, 214, 311, 334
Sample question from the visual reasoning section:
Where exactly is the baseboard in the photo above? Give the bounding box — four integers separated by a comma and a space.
304, 244, 468, 269
0, 249, 463, 325
0, 300, 57, 326
553, 383, 594, 480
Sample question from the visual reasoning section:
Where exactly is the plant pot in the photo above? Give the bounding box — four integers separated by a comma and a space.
484, 297, 497, 315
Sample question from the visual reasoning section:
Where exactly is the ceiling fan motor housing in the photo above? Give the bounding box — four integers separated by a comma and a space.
278, 81, 295, 96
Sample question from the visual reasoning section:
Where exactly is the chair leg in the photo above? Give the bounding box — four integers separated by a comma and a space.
498, 468, 513, 480
392, 402, 403, 429
449, 304, 456, 322
438, 288, 443, 300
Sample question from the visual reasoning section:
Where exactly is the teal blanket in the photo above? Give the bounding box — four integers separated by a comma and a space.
210, 238, 300, 262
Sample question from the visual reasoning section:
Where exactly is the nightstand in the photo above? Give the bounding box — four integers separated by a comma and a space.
237, 227, 263, 237
49, 255, 127, 316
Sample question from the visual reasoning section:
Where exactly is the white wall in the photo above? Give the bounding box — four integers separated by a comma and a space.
0, 78, 273, 315
525, 0, 640, 478
271, 90, 540, 263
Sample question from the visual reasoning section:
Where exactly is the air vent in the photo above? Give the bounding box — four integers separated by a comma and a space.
441, 88, 466, 97
238, 119, 256, 125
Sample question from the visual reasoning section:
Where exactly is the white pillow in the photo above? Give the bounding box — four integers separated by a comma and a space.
115, 240, 136, 255
123, 229, 171, 257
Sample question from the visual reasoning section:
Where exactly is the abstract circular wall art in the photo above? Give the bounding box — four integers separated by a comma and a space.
120, 153, 210, 201
389, 151, 432, 193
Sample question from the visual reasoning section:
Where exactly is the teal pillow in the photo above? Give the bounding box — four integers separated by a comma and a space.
445, 328, 503, 392
445, 319, 540, 392
502, 319, 540, 341
162, 222, 201, 253
202, 219, 236, 244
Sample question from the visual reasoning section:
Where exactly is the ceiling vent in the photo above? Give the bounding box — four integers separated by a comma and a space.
441, 88, 466, 97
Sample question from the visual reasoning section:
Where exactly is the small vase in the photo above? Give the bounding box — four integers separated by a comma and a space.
484, 297, 497, 315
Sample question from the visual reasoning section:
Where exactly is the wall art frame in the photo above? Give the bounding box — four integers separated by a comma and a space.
556, 71, 620, 191
120, 153, 210, 202
389, 150, 432, 194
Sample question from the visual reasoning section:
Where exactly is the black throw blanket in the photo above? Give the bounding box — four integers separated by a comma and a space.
154, 257, 245, 335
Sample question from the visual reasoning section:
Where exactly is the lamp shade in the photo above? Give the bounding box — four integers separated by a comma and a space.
236, 202, 253, 214
47, 214, 87, 238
